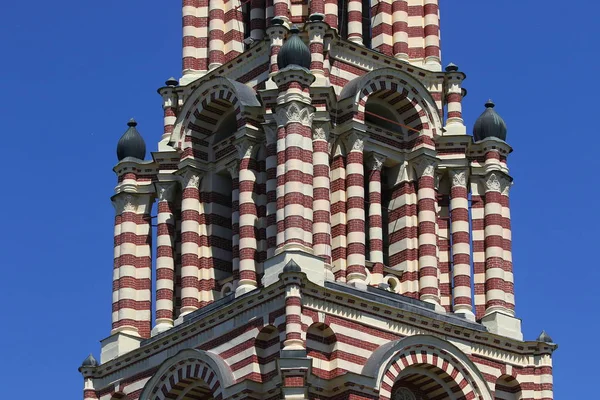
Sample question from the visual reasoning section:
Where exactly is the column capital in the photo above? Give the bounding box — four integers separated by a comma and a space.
345, 131, 367, 152
484, 172, 510, 193
275, 101, 314, 127
112, 193, 153, 214
181, 169, 202, 189
312, 121, 330, 141
366, 152, 386, 171
413, 157, 437, 178
234, 137, 256, 159
155, 181, 178, 202
449, 169, 468, 188
226, 160, 239, 179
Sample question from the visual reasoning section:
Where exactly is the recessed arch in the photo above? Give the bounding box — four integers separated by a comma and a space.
494, 374, 522, 400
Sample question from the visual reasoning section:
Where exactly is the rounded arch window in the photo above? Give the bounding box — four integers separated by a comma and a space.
392, 387, 416, 400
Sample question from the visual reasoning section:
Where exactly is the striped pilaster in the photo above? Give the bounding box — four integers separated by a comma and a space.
471, 181, 486, 320
437, 179, 451, 312
446, 88, 463, 125
501, 180, 515, 314
180, 171, 202, 316
449, 169, 474, 319
283, 274, 304, 351
372, 0, 393, 56
264, 125, 278, 259
111, 193, 153, 338
267, 23, 286, 76
392, 0, 408, 60
256, 147, 268, 267
236, 141, 259, 295
330, 144, 347, 281
182, 0, 209, 74
250, 0, 266, 40
198, 177, 215, 308
273, 0, 290, 20
423, 0, 441, 68
154, 183, 177, 333
484, 172, 508, 315
347, 0, 363, 44
324, 0, 338, 30
414, 159, 441, 308
312, 124, 332, 264
345, 133, 366, 287
227, 163, 241, 288
208, 0, 225, 70
160, 89, 178, 144
307, 21, 326, 79
173, 205, 182, 319
366, 154, 386, 286
228, 0, 245, 62
388, 169, 418, 298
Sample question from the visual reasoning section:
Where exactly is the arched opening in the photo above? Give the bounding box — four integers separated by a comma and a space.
255, 324, 280, 382
495, 375, 522, 400
162, 378, 216, 400
306, 323, 338, 379
209, 169, 234, 297
392, 365, 460, 400
365, 99, 405, 133
211, 106, 238, 148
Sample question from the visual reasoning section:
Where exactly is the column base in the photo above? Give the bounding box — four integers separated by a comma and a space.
454, 309, 476, 322
235, 283, 257, 297
422, 298, 446, 313
100, 331, 142, 363
443, 123, 467, 135
151, 322, 174, 336
481, 311, 523, 340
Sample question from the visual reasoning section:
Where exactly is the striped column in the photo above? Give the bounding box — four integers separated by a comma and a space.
180, 171, 202, 317
273, 0, 290, 21
471, 181, 486, 320
388, 174, 418, 298
372, 0, 393, 56
229, 0, 245, 60
198, 177, 215, 308
324, 0, 338, 30
266, 22, 286, 76
182, 0, 209, 74
312, 123, 332, 264
347, 0, 363, 44
307, 19, 326, 80
345, 133, 366, 287
208, 0, 225, 70
446, 84, 463, 126
437, 179, 452, 312
367, 154, 386, 286
392, 0, 408, 60
501, 180, 516, 314
250, 0, 266, 41
227, 163, 241, 289
414, 159, 441, 308
154, 183, 177, 334
309, 0, 324, 14
283, 268, 303, 350
236, 141, 259, 295
256, 147, 268, 266
449, 170, 474, 319
330, 144, 347, 281
111, 194, 153, 338
160, 89, 178, 145
423, 0, 441, 68
483, 172, 508, 315
264, 125, 278, 258
173, 206, 182, 320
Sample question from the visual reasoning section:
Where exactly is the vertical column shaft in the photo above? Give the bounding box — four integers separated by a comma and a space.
208, 0, 225, 70
423, 0, 441, 67
371, 0, 393, 56
237, 142, 259, 295
367, 154, 385, 285
182, 0, 209, 74
324, 0, 338, 30
273, 0, 290, 19
312, 124, 332, 264
471, 185, 486, 320
392, 0, 408, 60
154, 183, 177, 332
228, 164, 241, 288
415, 160, 441, 307
501, 184, 515, 314
250, 0, 266, 40
283, 274, 304, 350
307, 22, 326, 78
450, 170, 474, 319
267, 24, 286, 76
347, 0, 363, 44
180, 172, 201, 316
265, 126, 278, 258
330, 146, 347, 281
436, 182, 452, 312
345, 133, 366, 286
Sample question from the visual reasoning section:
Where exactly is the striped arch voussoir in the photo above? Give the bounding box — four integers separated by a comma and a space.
185, 86, 242, 139
153, 359, 223, 400
379, 345, 480, 400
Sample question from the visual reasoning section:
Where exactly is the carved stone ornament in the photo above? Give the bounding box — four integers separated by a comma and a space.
347, 132, 365, 152
414, 158, 436, 178
112, 194, 137, 214
157, 182, 177, 202
367, 153, 385, 171
501, 178, 513, 196
183, 171, 201, 189
235, 140, 255, 159
275, 102, 314, 127
485, 173, 502, 192
312, 123, 330, 141
450, 169, 467, 187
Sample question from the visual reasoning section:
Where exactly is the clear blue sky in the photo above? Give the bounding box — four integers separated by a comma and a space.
0, 1, 595, 398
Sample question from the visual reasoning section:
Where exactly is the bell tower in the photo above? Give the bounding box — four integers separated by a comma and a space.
79, 2, 556, 400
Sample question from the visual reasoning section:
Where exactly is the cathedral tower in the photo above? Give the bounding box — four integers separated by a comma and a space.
79, 2, 556, 399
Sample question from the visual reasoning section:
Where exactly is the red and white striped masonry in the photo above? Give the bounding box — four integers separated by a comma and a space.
249, 0, 265, 41
371, 0, 393, 56
501, 182, 516, 313
283, 274, 303, 350
346, 0, 363, 44
264, 125, 278, 259
111, 193, 153, 338
266, 23, 286, 77
330, 143, 347, 281
436, 181, 451, 312
312, 123, 332, 264
471, 183, 486, 320
180, 171, 202, 316
227, 163, 241, 287
450, 169, 474, 318
236, 141, 259, 294
392, 0, 409, 60
366, 153, 386, 286
484, 171, 508, 315
345, 133, 367, 286
155, 183, 177, 331
307, 21, 326, 80
208, 0, 225, 70
414, 158, 441, 308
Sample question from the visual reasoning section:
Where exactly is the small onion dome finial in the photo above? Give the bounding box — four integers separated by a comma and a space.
537, 330, 554, 343
445, 62, 459, 72
473, 99, 507, 142
81, 353, 98, 368
165, 77, 178, 87
277, 25, 311, 70
117, 118, 146, 161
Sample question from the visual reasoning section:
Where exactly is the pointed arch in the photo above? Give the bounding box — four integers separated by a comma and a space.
363, 335, 493, 400
140, 349, 234, 400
